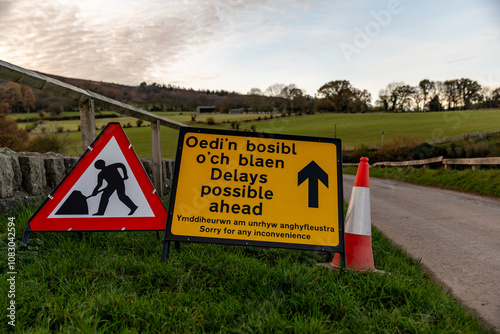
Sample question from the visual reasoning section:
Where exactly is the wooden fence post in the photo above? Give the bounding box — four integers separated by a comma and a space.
151, 120, 163, 197
79, 98, 96, 153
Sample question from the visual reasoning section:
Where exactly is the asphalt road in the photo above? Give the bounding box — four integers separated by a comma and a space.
343, 174, 500, 332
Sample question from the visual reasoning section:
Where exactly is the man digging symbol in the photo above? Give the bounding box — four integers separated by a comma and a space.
90, 159, 138, 216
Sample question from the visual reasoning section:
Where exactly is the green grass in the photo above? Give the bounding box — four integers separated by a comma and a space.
7, 113, 40, 120
37, 123, 183, 157
239, 110, 500, 148
30, 113, 269, 157
344, 167, 500, 197
42, 109, 500, 158
0, 203, 492, 333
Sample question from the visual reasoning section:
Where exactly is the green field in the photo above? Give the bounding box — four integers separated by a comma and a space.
35, 109, 500, 158
238, 110, 500, 148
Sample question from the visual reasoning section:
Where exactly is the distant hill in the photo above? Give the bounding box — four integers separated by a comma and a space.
36, 72, 274, 113
1, 71, 311, 114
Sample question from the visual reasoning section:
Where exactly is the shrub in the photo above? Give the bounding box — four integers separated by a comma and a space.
136, 119, 144, 127
231, 121, 240, 130
26, 132, 72, 154
376, 135, 420, 162
348, 144, 375, 163
206, 117, 215, 125
0, 117, 29, 151
409, 142, 446, 160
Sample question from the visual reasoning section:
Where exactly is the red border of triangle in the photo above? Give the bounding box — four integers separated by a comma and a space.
26, 123, 167, 231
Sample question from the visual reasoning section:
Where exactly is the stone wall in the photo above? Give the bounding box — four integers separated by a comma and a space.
0, 148, 175, 214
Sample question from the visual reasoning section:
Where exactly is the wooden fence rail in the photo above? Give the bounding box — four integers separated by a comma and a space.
373, 156, 444, 168
443, 157, 500, 171
0, 59, 188, 196
344, 156, 500, 170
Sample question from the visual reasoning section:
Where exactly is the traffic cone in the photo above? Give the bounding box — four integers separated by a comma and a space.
331, 157, 381, 272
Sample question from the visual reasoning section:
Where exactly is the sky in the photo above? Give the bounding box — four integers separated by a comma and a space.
1, 0, 499, 101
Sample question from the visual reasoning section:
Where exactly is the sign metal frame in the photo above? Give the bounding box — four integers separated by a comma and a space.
162, 127, 344, 261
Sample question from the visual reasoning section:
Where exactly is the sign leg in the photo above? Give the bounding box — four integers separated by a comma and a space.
21, 228, 31, 246
160, 240, 171, 262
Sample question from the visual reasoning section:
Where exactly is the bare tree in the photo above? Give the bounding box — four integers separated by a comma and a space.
248, 88, 263, 95
265, 83, 286, 97
377, 82, 405, 112
413, 87, 423, 112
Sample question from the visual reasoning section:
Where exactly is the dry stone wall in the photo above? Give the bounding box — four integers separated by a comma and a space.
0, 148, 175, 213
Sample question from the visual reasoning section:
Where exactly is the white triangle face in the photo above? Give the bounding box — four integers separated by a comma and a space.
49, 137, 155, 218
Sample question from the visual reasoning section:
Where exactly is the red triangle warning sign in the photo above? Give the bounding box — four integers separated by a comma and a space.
24, 123, 167, 235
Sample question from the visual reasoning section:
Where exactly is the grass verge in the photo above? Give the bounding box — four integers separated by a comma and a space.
344, 167, 500, 197
1, 203, 492, 333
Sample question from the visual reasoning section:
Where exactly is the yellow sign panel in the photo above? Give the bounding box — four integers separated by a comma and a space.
165, 127, 343, 252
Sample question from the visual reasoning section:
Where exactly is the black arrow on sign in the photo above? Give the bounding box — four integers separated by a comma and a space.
298, 161, 329, 208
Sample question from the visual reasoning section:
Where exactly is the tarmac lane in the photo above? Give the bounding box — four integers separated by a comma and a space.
343, 174, 500, 332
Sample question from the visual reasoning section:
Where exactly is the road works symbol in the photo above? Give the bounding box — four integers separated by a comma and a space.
298, 161, 329, 208
55, 159, 138, 216
22, 122, 167, 245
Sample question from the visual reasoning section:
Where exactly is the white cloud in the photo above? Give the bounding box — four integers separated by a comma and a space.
0, 0, 284, 85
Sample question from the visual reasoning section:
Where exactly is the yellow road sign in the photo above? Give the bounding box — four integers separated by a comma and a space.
164, 127, 344, 252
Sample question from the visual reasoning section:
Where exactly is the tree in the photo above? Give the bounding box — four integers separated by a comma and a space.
349, 89, 371, 113
280, 84, 305, 113
0, 102, 12, 115
457, 78, 481, 110
248, 88, 263, 95
376, 89, 390, 112
264, 83, 287, 111
442, 80, 459, 110
121, 91, 131, 102
317, 80, 352, 112
264, 83, 286, 97
393, 85, 415, 112
428, 95, 443, 111
418, 79, 435, 111
0, 82, 37, 114
314, 98, 335, 113
21, 85, 36, 113
413, 87, 423, 112
1, 82, 22, 113
317, 80, 370, 113
377, 82, 405, 112
492, 87, 500, 108
138, 82, 148, 93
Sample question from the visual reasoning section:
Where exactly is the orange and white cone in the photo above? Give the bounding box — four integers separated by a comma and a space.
331, 157, 380, 272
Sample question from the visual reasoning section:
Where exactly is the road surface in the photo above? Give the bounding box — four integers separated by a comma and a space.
343, 174, 500, 332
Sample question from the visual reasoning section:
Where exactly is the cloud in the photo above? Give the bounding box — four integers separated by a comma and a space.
0, 0, 290, 85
